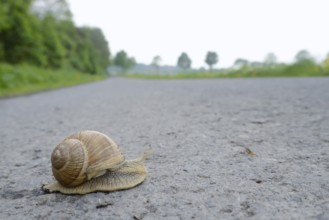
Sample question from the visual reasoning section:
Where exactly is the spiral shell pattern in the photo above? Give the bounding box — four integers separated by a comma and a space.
51, 131, 125, 187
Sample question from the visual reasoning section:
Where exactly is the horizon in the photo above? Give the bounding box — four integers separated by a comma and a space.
67, 0, 329, 68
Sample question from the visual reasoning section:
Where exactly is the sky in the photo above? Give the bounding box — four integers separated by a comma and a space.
67, 0, 329, 68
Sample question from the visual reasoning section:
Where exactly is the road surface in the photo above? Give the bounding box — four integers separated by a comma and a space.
0, 78, 329, 219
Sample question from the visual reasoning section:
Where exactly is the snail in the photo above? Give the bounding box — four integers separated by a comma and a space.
41, 130, 151, 195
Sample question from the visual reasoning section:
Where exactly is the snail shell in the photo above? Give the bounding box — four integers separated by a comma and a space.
51, 130, 125, 187
42, 130, 151, 194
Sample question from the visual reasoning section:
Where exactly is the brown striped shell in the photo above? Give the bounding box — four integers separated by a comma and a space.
51, 130, 125, 187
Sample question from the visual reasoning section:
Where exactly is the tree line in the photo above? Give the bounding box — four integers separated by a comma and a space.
113, 49, 329, 75
176, 50, 329, 74
112, 50, 219, 71
158, 51, 219, 70
0, 0, 110, 74
146, 51, 218, 71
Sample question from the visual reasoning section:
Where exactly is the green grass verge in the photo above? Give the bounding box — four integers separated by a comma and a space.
0, 63, 107, 97
123, 64, 329, 79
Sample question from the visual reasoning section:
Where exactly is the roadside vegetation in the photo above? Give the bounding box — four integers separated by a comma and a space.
0, 0, 111, 97
0, 64, 105, 97
124, 50, 329, 79
124, 63, 329, 79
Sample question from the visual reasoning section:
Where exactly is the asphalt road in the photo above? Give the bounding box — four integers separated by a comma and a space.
0, 77, 329, 219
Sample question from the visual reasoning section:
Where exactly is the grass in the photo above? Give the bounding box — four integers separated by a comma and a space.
0, 63, 107, 97
124, 63, 329, 79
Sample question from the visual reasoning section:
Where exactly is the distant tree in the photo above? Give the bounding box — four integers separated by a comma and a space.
295, 50, 314, 63
233, 58, 249, 69
114, 50, 135, 70
286, 50, 319, 75
152, 55, 162, 67
177, 52, 192, 69
114, 51, 128, 68
264, 53, 277, 66
64, 26, 111, 74
89, 27, 111, 68
205, 51, 218, 70
152, 55, 162, 73
127, 57, 136, 69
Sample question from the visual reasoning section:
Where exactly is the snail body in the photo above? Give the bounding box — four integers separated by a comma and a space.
42, 130, 151, 195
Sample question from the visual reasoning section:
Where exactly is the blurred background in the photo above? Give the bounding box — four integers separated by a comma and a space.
0, 0, 329, 96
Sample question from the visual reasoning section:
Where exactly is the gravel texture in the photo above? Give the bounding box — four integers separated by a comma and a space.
0, 77, 329, 220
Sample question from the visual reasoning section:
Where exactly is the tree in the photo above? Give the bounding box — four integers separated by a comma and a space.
286, 50, 319, 75
114, 50, 136, 70
152, 55, 162, 67
0, 0, 46, 66
205, 51, 218, 70
152, 55, 162, 73
89, 28, 111, 68
127, 57, 136, 69
0, 0, 111, 74
177, 52, 192, 69
264, 53, 277, 66
59, 25, 111, 74
233, 58, 249, 69
42, 15, 66, 68
295, 50, 314, 63
0, 1, 10, 33
0, 1, 14, 61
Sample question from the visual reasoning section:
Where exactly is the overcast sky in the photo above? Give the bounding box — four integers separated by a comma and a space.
67, 0, 329, 68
